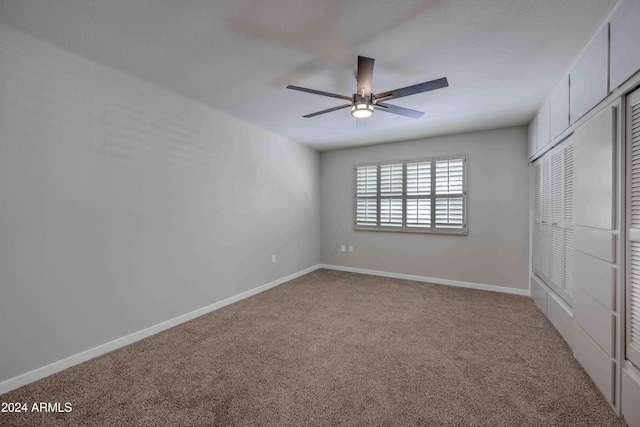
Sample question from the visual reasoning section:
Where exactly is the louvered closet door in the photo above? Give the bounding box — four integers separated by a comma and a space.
546, 140, 574, 305
541, 156, 552, 283
549, 149, 565, 292
531, 137, 574, 306
533, 162, 544, 277
627, 88, 640, 367
563, 141, 575, 301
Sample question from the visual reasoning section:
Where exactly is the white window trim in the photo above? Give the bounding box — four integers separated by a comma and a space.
354, 155, 468, 235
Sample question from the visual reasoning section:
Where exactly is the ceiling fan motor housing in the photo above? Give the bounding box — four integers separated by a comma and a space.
351, 94, 374, 118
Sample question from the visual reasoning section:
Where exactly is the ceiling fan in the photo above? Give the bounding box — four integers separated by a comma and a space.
287, 56, 448, 119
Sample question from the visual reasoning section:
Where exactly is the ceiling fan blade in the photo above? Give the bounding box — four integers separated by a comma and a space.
303, 103, 351, 118
374, 102, 425, 119
287, 85, 352, 101
374, 77, 448, 101
356, 56, 375, 97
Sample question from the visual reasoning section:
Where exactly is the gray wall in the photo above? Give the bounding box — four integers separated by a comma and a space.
320, 127, 529, 290
0, 26, 320, 383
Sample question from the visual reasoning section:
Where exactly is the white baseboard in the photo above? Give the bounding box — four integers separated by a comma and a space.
0, 264, 322, 395
319, 264, 530, 296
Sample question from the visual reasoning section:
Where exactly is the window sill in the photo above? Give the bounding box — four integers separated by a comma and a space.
354, 226, 468, 236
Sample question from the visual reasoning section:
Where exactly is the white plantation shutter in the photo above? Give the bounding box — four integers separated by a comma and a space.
406, 199, 431, 228
380, 163, 403, 195
356, 199, 377, 225
627, 89, 640, 367
380, 199, 403, 226
435, 198, 464, 228
407, 161, 431, 195
354, 156, 466, 233
355, 165, 377, 226
406, 161, 431, 228
435, 158, 464, 194
435, 158, 465, 229
356, 165, 377, 195
380, 163, 403, 227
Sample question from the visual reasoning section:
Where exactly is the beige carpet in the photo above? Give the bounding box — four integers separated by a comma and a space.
0, 269, 626, 426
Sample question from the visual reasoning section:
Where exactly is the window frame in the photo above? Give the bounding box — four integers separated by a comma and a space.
353, 155, 468, 235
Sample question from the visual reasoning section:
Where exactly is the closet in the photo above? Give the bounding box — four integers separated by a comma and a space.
532, 136, 574, 305
527, 0, 640, 420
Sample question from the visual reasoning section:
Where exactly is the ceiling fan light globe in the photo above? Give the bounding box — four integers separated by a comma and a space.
351, 102, 374, 118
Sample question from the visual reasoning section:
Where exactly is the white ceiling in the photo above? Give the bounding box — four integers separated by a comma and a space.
0, 0, 618, 151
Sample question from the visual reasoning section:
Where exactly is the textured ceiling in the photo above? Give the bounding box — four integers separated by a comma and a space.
0, 0, 618, 151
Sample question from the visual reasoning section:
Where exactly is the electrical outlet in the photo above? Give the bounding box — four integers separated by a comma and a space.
349, 246, 354, 253
341, 245, 346, 253
272, 254, 276, 263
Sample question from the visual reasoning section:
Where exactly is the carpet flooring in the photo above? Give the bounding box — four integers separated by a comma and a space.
0, 269, 626, 426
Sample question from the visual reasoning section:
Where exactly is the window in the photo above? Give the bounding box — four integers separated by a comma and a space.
355, 155, 467, 234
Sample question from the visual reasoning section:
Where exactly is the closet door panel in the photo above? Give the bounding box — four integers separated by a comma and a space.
574, 106, 616, 230
574, 250, 616, 310
547, 292, 572, 347
610, 0, 640, 89
573, 321, 615, 404
528, 118, 538, 158
531, 276, 547, 314
621, 368, 640, 427
550, 75, 570, 139
570, 25, 609, 121
574, 288, 615, 357
537, 101, 551, 153
575, 226, 616, 263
